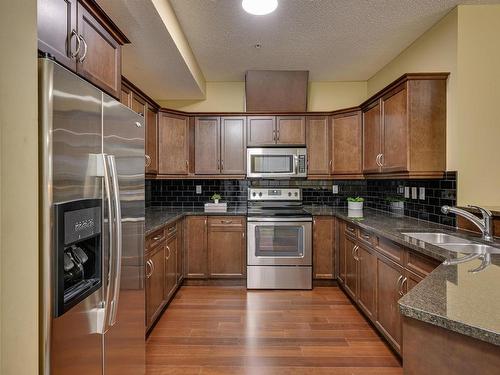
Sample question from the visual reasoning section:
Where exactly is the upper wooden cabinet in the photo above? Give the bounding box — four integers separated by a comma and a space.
362, 74, 447, 178
247, 116, 305, 146
158, 113, 190, 175
306, 116, 331, 176
38, 0, 129, 99
145, 106, 158, 175
332, 111, 363, 177
195, 117, 246, 175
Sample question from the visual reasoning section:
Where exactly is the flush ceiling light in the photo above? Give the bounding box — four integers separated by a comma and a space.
242, 0, 278, 15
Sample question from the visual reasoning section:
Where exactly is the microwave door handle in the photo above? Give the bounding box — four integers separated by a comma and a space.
107, 155, 122, 327
102, 153, 114, 333
294, 155, 298, 175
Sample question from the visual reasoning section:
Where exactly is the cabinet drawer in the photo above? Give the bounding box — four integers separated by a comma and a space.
208, 216, 245, 228
147, 227, 165, 250
406, 250, 440, 277
375, 236, 404, 265
344, 222, 358, 237
165, 222, 178, 239
357, 229, 374, 247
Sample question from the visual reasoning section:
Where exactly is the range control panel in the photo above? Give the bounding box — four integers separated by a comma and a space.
248, 188, 302, 201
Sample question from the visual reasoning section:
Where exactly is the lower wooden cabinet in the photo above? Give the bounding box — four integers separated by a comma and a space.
312, 216, 335, 280
145, 243, 165, 327
164, 231, 178, 300
208, 217, 246, 278
337, 219, 440, 355
185, 215, 246, 280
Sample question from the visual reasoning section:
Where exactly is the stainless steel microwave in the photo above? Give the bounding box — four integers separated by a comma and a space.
247, 148, 307, 178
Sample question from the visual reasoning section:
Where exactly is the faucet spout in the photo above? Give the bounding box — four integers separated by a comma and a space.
441, 205, 494, 242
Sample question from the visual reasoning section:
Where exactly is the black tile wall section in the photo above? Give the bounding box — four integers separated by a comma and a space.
148, 171, 457, 227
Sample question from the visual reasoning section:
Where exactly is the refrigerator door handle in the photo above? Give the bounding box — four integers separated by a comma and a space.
107, 155, 122, 327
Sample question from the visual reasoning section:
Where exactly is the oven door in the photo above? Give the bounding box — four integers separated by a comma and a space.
247, 148, 306, 178
247, 218, 312, 266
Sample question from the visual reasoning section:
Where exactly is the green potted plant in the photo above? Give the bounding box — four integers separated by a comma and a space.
347, 196, 364, 210
386, 196, 405, 216
211, 193, 222, 204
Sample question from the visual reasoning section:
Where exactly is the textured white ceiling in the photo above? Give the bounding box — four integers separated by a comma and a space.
97, 0, 206, 100
170, 0, 500, 81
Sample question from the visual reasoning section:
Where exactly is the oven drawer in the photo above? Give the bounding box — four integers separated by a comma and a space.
247, 220, 312, 266
247, 266, 312, 289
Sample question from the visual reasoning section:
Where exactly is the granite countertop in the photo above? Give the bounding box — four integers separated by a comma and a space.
145, 203, 500, 346
305, 205, 500, 346
145, 205, 247, 235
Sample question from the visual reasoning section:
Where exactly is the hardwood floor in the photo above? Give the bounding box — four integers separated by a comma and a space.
147, 286, 402, 375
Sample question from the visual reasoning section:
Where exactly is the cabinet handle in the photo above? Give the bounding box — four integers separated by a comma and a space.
69, 29, 81, 58
242, 231, 245, 238
401, 277, 408, 295
221, 160, 224, 171
145, 154, 151, 167
185, 160, 189, 170
77, 35, 88, 63
217, 159, 220, 170
329, 160, 333, 170
362, 233, 370, 240
152, 235, 162, 241
380, 153, 384, 167
167, 226, 176, 233
145, 260, 153, 278
347, 226, 355, 233
222, 220, 233, 224
166, 245, 171, 260
376, 154, 381, 167
276, 129, 280, 141
273, 130, 276, 141
396, 275, 404, 296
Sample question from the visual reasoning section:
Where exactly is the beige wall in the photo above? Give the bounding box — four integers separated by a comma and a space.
456, 5, 500, 206
160, 81, 367, 112
367, 9, 458, 171
0, 1, 39, 374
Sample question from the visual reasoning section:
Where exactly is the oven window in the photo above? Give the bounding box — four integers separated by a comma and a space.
251, 155, 294, 174
255, 225, 304, 257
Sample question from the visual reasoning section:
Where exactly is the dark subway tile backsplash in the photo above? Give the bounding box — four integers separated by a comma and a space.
147, 171, 457, 227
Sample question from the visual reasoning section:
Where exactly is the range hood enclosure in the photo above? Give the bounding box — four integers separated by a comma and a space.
245, 70, 309, 112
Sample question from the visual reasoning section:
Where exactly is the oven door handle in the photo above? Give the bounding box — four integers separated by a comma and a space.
247, 217, 313, 222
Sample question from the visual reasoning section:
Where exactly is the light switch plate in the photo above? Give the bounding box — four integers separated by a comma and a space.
332, 185, 339, 194
419, 187, 425, 200
404, 187, 410, 198
196, 185, 202, 194
411, 187, 418, 200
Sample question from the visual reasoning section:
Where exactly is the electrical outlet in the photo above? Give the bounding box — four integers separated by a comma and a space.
411, 187, 418, 200
397, 185, 404, 194
332, 185, 339, 194
404, 187, 410, 198
196, 185, 202, 194
419, 187, 425, 200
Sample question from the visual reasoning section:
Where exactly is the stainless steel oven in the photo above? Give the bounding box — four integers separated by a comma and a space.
247, 148, 307, 178
246, 188, 312, 289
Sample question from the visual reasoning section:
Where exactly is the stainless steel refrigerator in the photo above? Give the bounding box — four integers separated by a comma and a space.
39, 58, 145, 375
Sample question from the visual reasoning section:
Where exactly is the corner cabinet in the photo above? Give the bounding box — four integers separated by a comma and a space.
362, 74, 448, 178
37, 0, 129, 98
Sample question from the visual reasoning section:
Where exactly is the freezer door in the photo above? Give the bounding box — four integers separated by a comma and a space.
39, 59, 104, 375
102, 94, 146, 375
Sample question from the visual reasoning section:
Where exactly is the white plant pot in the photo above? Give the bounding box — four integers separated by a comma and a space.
348, 201, 363, 210
214, 199, 219, 204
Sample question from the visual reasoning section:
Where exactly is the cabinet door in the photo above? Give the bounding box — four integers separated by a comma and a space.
195, 117, 220, 174
38, 0, 78, 70
332, 112, 362, 175
382, 87, 408, 172
313, 217, 335, 279
176, 221, 184, 284
363, 102, 382, 173
76, 3, 121, 98
344, 235, 358, 299
276, 116, 306, 145
131, 94, 146, 117
165, 234, 178, 300
184, 216, 208, 279
357, 245, 377, 321
376, 255, 405, 352
145, 106, 158, 175
338, 223, 346, 284
247, 116, 276, 146
306, 116, 331, 175
208, 217, 246, 278
158, 113, 189, 175
146, 245, 165, 326
221, 117, 246, 175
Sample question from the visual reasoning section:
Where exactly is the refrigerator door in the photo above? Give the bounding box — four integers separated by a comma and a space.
39, 59, 104, 375
102, 94, 145, 375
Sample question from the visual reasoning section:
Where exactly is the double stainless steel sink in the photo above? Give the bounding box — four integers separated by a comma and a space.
402, 232, 500, 254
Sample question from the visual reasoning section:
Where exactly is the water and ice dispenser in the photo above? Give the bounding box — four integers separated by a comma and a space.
54, 199, 102, 317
